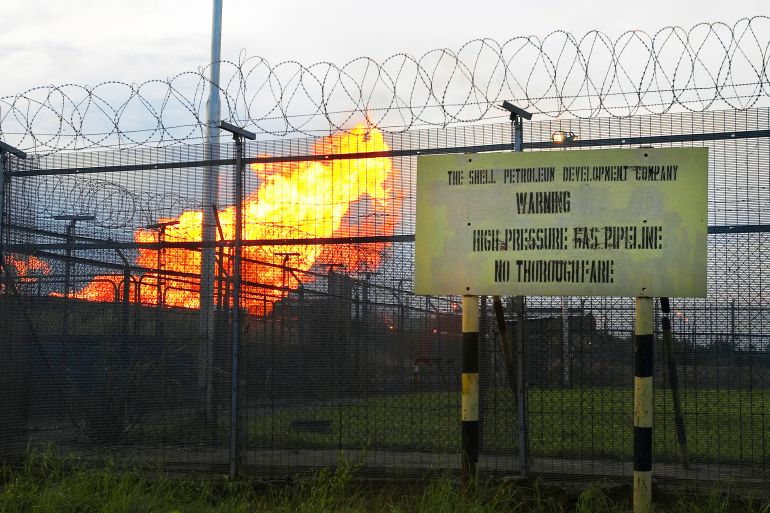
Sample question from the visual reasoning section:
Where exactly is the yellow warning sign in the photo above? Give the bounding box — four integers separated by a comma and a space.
414, 147, 707, 297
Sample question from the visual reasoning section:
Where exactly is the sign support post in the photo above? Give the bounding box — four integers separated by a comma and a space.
634, 297, 653, 513
415, 145, 707, 505
461, 295, 480, 485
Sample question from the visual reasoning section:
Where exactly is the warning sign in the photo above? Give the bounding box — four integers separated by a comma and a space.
414, 147, 707, 297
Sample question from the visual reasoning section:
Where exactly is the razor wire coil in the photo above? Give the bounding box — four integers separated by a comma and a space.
1, 17, 769, 153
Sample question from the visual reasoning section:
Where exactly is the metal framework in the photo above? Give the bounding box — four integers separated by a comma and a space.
2, 106, 770, 486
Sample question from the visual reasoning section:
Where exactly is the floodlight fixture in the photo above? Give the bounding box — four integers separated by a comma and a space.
218, 121, 256, 140
551, 131, 578, 144
501, 101, 533, 121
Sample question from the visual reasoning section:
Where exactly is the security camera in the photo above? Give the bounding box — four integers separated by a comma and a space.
501, 101, 532, 120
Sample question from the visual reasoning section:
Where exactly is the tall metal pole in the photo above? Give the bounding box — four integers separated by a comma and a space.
200, 0, 223, 424
634, 297, 654, 513
461, 295, 480, 485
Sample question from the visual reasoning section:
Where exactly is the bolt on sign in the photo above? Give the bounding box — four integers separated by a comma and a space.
414, 147, 708, 298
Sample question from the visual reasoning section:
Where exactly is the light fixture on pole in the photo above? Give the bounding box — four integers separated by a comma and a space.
551, 130, 578, 144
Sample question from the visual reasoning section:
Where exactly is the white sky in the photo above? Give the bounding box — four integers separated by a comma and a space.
1, 0, 768, 96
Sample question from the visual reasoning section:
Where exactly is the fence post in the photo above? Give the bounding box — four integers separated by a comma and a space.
461, 295, 479, 484
0, 152, 5, 266
219, 121, 255, 478
115, 248, 131, 336
634, 297, 653, 513
230, 135, 243, 478
52, 214, 95, 334
515, 295, 529, 475
510, 103, 531, 477
0, 143, 27, 264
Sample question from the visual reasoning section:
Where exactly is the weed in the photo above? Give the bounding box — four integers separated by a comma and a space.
2, 448, 770, 513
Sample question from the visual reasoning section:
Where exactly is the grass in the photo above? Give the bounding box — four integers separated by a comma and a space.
2, 447, 769, 513
248, 387, 770, 464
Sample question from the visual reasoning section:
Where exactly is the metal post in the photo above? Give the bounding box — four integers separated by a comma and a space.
213, 206, 225, 310
146, 220, 179, 336
200, 0, 223, 426
157, 229, 163, 309
507, 102, 532, 476
634, 297, 654, 513
461, 295, 480, 484
116, 248, 131, 336
219, 121, 255, 479
515, 295, 529, 475
660, 298, 689, 468
0, 153, 6, 268
53, 214, 95, 334
276, 252, 299, 344
230, 135, 243, 478
0, 142, 26, 271
561, 296, 570, 387
513, 114, 523, 152
64, 221, 74, 300
730, 299, 736, 345
478, 295, 487, 443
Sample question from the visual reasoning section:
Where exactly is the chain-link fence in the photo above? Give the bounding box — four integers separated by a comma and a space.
1, 107, 769, 483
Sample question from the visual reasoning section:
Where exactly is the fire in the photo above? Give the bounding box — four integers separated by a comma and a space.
54, 124, 400, 314
6, 255, 51, 276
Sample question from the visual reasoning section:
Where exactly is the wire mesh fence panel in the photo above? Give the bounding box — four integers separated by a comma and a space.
1, 107, 769, 482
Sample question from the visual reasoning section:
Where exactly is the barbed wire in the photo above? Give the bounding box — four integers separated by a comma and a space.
1, 17, 769, 154
19, 174, 194, 230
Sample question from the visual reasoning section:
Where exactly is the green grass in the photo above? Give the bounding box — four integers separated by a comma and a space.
2, 448, 769, 513
248, 387, 770, 464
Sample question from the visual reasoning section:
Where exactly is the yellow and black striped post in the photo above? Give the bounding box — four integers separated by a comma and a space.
634, 297, 653, 513
461, 295, 480, 483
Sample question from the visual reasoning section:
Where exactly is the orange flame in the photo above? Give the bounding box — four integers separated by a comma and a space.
6, 255, 51, 276
63, 124, 400, 314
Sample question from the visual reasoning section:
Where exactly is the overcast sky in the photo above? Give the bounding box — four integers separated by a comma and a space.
1, 1, 768, 96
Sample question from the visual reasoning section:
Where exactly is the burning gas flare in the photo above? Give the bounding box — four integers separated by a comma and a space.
42, 124, 400, 315
6, 255, 51, 276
